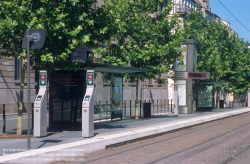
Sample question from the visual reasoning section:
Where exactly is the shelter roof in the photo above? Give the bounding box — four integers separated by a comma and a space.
80, 62, 151, 74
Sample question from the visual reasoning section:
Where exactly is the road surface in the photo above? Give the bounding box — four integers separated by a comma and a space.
63, 112, 250, 164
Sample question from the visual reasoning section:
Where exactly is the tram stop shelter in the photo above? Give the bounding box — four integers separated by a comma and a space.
48, 62, 151, 131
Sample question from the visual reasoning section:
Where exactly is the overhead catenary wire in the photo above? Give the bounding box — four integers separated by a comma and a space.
218, 0, 250, 33
226, 20, 250, 22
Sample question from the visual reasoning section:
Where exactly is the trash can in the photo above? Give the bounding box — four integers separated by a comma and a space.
143, 103, 151, 118
219, 100, 224, 108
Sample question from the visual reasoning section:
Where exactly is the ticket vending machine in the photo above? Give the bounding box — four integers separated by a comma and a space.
34, 70, 47, 137
82, 70, 95, 137
174, 83, 179, 116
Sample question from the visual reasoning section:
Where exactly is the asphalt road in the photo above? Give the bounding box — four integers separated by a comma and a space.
62, 112, 250, 164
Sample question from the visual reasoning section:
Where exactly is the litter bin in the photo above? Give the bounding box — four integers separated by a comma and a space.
143, 103, 151, 118
219, 100, 224, 108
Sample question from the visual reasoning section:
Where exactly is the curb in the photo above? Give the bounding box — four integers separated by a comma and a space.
1, 108, 250, 163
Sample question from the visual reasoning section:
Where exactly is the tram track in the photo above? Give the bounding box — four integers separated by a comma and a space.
150, 116, 250, 164
78, 112, 250, 164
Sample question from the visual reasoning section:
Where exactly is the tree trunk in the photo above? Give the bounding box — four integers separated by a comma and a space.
17, 55, 27, 135
135, 78, 139, 119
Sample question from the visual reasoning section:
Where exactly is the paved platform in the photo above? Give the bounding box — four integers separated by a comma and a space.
0, 107, 250, 163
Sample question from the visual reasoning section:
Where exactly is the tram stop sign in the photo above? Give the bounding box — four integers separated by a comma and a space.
22, 29, 47, 49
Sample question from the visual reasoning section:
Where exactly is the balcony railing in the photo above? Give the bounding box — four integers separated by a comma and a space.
175, 4, 190, 14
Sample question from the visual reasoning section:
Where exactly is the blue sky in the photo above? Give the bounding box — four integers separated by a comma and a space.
210, 0, 250, 43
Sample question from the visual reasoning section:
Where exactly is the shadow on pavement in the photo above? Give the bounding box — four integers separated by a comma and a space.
37, 139, 63, 149
94, 122, 126, 129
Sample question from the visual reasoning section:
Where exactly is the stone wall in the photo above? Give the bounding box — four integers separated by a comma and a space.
0, 57, 36, 114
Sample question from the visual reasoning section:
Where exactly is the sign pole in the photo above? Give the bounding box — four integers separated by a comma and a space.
27, 29, 31, 149
22, 29, 47, 149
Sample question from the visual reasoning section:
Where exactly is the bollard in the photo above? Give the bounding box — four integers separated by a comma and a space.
140, 100, 142, 116
32, 103, 34, 130
124, 100, 126, 117
130, 100, 132, 117
152, 100, 154, 114
161, 100, 162, 113
171, 99, 173, 113
3, 104, 6, 133
157, 100, 158, 114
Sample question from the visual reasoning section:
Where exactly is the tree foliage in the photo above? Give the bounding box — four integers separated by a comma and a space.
0, 0, 106, 134
0, 0, 110, 69
94, 0, 184, 82
183, 10, 250, 94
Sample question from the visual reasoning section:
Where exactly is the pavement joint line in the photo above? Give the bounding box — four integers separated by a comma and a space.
1, 108, 250, 163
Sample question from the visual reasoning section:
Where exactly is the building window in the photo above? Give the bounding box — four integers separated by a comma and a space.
103, 77, 110, 83
129, 81, 136, 87
118, 39, 124, 45
14, 57, 21, 80
148, 79, 152, 85
103, 76, 110, 86
157, 74, 163, 87
159, 4, 164, 13
159, 0, 168, 13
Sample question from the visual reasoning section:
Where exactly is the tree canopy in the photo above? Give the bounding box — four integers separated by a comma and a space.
0, 0, 107, 134
183, 10, 250, 94
0, 0, 110, 70
94, 0, 184, 82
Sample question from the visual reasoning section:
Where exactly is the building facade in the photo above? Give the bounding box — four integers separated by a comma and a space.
0, 0, 237, 114
0, 57, 36, 114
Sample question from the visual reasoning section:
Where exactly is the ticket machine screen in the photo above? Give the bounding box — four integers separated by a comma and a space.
84, 95, 90, 101
36, 95, 42, 101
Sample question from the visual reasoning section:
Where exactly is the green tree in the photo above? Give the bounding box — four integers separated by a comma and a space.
96, 0, 183, 75
0, 0, 107, 135
226, 36, 250, 94
183, 10, 250, 105
94, 0, 184, 118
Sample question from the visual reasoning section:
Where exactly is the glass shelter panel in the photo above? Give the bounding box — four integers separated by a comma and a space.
197, 85, 214, 108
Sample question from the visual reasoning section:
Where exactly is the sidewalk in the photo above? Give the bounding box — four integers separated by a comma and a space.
0, 107, 250, 163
